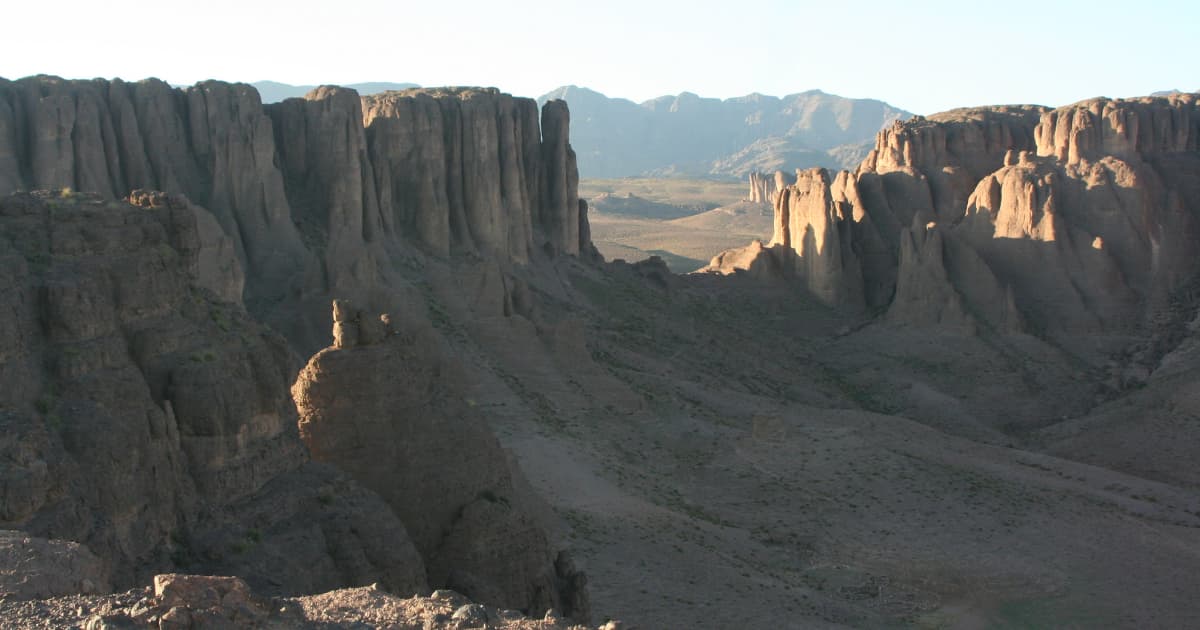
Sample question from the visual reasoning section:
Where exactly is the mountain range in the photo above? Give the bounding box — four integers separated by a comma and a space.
537, 85, 911, 178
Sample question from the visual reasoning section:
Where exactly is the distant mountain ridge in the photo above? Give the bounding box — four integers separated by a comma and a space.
253, 80, 419, 103
537, 85, 912, 178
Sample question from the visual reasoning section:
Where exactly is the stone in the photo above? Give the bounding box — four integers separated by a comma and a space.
0, 531, 110, 599
451, 603, 488, 627
83, 614, 137, 630
157, 606, 191, 630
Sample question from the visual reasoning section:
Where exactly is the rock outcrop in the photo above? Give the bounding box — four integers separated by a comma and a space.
1035, 93, 1200, 166
748, 170, 793, 204
706, 95, 1200, 353
768, 168, 864, 307
294, 300, 590, 621
0, 76, 596, 353
0, 191, 426, 596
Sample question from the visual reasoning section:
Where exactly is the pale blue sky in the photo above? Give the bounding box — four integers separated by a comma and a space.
2, 0, 1194, 114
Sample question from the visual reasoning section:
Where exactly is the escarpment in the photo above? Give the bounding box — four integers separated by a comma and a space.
706, 94, 1200, 357
0, 191, 427, 595
0, 76, 600, 613
0, 76, 595, 352
293, 300, 590, 621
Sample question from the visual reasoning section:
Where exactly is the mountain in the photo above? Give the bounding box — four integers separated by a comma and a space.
253, 80, 419, 103
538, 85, 911, 178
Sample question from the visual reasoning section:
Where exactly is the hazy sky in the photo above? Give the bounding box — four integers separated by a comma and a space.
3, 0, 1195, 114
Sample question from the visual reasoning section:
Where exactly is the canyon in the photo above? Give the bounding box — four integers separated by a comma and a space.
0, 74, 1198, 629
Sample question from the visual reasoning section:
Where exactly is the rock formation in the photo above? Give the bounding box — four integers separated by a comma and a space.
0, 76, 595, 353
0, 190, 426, 596
293, 300, 590, 621
706, 94, 1200, 354
768, 168, 864, 307
748, 170, 793, 204
0, 75, 603, 619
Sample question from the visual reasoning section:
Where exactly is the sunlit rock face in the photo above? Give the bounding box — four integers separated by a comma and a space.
704, 94, 1200, 353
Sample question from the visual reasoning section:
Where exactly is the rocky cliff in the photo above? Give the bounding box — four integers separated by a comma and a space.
0, 190, 427, 595
0, 75, 599, 616
0, 76, 594, 352
706, 94, 1200, 357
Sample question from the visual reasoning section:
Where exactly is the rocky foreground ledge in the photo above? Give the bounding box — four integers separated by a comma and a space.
0, 573, 619, 630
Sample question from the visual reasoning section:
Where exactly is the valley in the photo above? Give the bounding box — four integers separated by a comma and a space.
0, 72, 1197, 630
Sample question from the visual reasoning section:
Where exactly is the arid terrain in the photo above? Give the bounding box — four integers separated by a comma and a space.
0, 74, 1197, 630
579, 178, 774, 272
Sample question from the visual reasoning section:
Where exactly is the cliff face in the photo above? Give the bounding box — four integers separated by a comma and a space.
357, 88, 580, 261
0, 76, 593, 352
768, 168, 864, 307
706, 95, 1200, 356
0, 191, 426, 595
0, 76, 600, 609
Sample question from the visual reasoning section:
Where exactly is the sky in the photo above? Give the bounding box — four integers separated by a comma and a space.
2, 0, 1196, 115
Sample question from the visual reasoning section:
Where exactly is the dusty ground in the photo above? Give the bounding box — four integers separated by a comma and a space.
590, 204, 773, 272
580, 177, 773, 273
433, 259, 1200, 629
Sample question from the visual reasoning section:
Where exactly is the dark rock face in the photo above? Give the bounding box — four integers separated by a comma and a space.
0, 76, 599, 612
0, 76, 596, 354
705, 95, 1200, 356
293, 301, 590, 621
0, 191, 426, 596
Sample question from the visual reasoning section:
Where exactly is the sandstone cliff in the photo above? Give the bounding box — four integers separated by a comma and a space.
706, 95, 1200, 356
0, 190, 427, 595
293, 300, 589, 620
